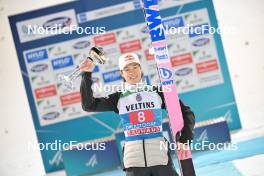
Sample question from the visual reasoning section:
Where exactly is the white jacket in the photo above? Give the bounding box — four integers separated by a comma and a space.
123, 137, 169, 168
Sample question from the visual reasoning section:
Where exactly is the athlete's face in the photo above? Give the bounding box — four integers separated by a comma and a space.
121, 63, 142, 85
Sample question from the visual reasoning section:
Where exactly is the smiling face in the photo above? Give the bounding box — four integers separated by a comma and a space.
121, 63, 142, 85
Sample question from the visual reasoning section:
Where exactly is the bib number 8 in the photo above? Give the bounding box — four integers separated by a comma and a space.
138, 111, 145, 123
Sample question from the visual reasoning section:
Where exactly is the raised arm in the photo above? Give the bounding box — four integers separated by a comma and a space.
79, 59, 119, 113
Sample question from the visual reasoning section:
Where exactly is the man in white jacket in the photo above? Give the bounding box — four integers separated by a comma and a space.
79, 52, 195, 176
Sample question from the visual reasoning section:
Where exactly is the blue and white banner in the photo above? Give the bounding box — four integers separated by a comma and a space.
62, 137, 120, 176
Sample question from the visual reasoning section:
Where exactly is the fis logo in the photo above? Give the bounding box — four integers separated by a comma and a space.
86, 154, 97, 168
49, 151, 63, 166
197, 129, 208, 142
224, 110, 232, 123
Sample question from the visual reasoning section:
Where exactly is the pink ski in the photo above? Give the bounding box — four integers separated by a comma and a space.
142, 0, 196, 175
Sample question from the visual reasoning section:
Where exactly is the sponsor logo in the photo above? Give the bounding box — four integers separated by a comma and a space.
154, 46, 167, 52
94, 33, 116, 46
104, 47, 119, 55
153, 46, 169, 62
73, 41, 91, 49
26, 49, 48, 63
144, 0, 165, 42
48, 46, 67, 57
37, 99, 56, 110
159, 67, 174, 85
102, 70, 122, 83
155, 53, 169, 61
171, 53, 193, 67
127, 126, 160, 136
31, 75, 51, 85
35, 85, 57, 99
159, 68, 172, 80
51, 56, 74, 70
136, 93, 142, 102
17, 9, 77, 43
196, 60, 218, 74
189, 23, 209, 38
43, 17, 72, 30
78, 13, 88, 23
192, 38, 210, 47
116, 30, 136, 40
145, 49, 154, 61
60, 92, 81, 106
42, 111, 60, 120
126, 102, 155, 112
119, 40, 142, 53
193, 50, 213, 60
175, 67, 193, 76
199, 74, 221, 83
184, 12, 205, 24
30, 64, 49, 72
92, 65, 100, 73
162, 16, 184, 29
22, 25, 34, 35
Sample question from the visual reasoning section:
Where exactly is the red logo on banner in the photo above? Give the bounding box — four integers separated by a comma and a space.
171, 53, 193, 67
94, 33, 116, 46
35, 85, 57, 99
196, 59, 219, 74
60, 92, 81, 106
129, 110, 154, 124
127, 126, 160, 136
119, 40, 142, 53
144, 49, 154, 61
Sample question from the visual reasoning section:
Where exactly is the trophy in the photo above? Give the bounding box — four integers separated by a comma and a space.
58, 46, 107, 90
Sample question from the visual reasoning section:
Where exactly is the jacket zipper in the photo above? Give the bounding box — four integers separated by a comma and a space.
143, 139, 147, 167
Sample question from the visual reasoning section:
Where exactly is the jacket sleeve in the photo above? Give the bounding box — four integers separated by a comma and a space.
80, 72, 119, 113
157, 89, 195, 143
178, 100, 195, 144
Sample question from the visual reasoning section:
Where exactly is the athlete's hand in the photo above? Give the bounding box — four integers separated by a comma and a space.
79, 59, 95, 72
176, 142, 191, 160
